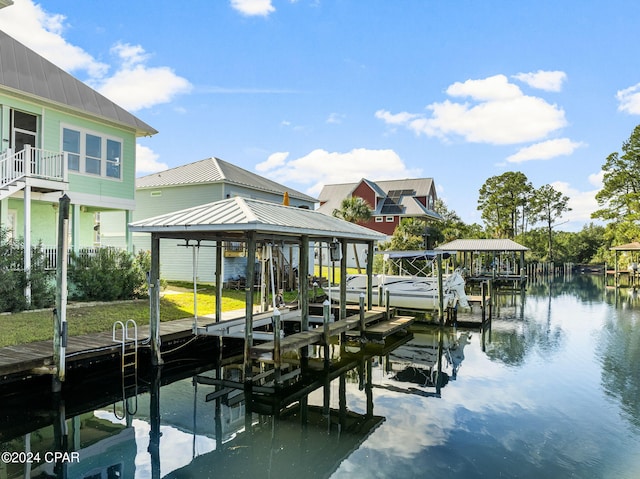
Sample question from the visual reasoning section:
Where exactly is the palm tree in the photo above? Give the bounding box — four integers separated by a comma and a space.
332, 196, 372, 273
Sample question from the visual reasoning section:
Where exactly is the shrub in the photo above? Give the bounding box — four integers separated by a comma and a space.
0, 231, 54, 312
68, 248, 150, 301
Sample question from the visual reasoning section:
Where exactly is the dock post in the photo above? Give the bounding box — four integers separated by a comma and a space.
323, 299, 330, 363
300, 235, 310, 362
359, 293, 366, 335
149, 234, 163, 366
54, 194, 70, 385
366, 241, 374, 310
437, 253, 444, 326
244, 232, 257, 382
482, 281, 488, 323
273, 308, 281, 384
215, 241, 222, 323
385, 288, 391, 318
340, 240, 348, 321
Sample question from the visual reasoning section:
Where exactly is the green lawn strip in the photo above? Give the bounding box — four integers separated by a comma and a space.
0, 285, 317, 348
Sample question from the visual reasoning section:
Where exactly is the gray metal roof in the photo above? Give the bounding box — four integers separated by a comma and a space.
136, 157, 317, 204
610, 242, 640, 251
0, 30, 157, 136
129, 196, 385, 242
435, 239, 528, 252
317, 177, 437, 217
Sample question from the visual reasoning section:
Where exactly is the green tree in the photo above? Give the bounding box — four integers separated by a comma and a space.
430, 199, 488, 242
477, 171, 534, 238
332, 196, 372, 273
387, 217, 428, 251
593, 124, 640, 222
530, 184, 571, 261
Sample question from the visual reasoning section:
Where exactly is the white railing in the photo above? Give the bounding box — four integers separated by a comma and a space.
0, 145, 67, 188
7, 246, 104, 271
42, 246, 102, 270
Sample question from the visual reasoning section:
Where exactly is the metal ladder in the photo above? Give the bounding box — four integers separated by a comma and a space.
113, 319, 138, 419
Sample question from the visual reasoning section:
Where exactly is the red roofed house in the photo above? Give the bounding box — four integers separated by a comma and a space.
317, 178, 441, 236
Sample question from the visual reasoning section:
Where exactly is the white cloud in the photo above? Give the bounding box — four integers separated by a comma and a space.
326, 112, 345, 124
374, 110, 420, 125
588, 170, 604, 188
90, 51, 193, 112
0, 1, 192, 112
256, 148, 422, 196
550, 179, 601, 231
506, 138, 585, 163
230, 0, 275, 16
0, 0, 108, 77
256, 151, 289, 172
616, 83, 640, 114
377, 74, 567, 145
136, 144, 167, 174
447, 74, 523, 101
513, 70, 567, 92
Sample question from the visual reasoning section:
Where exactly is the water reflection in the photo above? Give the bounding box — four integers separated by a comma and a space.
3, 275, 640, 478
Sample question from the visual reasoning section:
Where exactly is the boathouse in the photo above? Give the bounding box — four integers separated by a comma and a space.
435, 238, 528, 284
608, 242, 640, 287
128, 197, 394, 379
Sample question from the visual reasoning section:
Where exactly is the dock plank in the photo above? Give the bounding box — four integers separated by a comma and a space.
250, 309, 389, 359
363, 316, 415, 340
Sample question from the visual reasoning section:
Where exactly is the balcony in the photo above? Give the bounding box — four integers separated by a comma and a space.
0, 145, 68, 200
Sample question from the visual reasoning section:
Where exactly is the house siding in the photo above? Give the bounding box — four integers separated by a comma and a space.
351, 181, 376, 210
45, 110, 137, 204
1, 94, 139, 250
134, 183, 225, 221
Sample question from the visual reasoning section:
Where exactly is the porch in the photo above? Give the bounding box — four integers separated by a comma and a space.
0, 145, 68, 200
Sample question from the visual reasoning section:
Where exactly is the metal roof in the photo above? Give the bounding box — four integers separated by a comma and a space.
129, 196, 385, 242
435, 239, 528, 252
136, 157, 317, 203
610, 242, 640, 251
0, 30, 157, 136
317, 177, 437, 217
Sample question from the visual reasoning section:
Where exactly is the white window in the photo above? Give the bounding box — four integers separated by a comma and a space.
375, 216, 383, 223
386, 216, 394, 222
62, 126, 123, 180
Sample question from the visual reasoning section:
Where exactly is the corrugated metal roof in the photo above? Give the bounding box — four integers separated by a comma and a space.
136, 157, 317, 203
0, 30, 157, 136
611, 242, 640, 251
129, 196, 385, 241
435, 239, 528, 252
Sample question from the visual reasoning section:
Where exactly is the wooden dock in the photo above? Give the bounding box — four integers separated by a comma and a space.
0, 317, 199, 380
250, 308, 414, 360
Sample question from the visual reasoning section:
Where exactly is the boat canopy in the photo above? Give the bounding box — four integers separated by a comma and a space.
379, 250, 452, 260
377, 250, 455, 277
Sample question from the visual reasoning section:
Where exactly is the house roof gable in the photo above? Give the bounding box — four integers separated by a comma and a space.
136, 157, 317, 204
0, 30, 157, 136
318, 177, 437, 217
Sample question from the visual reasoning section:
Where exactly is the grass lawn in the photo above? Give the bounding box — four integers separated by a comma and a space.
0, 283, 315, 348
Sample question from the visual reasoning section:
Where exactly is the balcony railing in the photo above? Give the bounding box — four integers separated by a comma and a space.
0, 145, 67, 188
7, 246, 105, 271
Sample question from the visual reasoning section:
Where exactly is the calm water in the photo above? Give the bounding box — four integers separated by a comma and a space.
2, 275, 640, 478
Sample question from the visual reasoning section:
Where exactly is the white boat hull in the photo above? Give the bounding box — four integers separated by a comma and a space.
327, 271, 469, 310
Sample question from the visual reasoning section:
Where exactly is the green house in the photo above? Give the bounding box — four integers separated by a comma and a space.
0, 27, 157, 292
101, 157, 317, 283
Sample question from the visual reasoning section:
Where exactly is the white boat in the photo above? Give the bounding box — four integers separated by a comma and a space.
327, 250, 469, 310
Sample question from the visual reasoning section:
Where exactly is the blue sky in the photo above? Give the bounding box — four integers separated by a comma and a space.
2, 0, 640, 231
